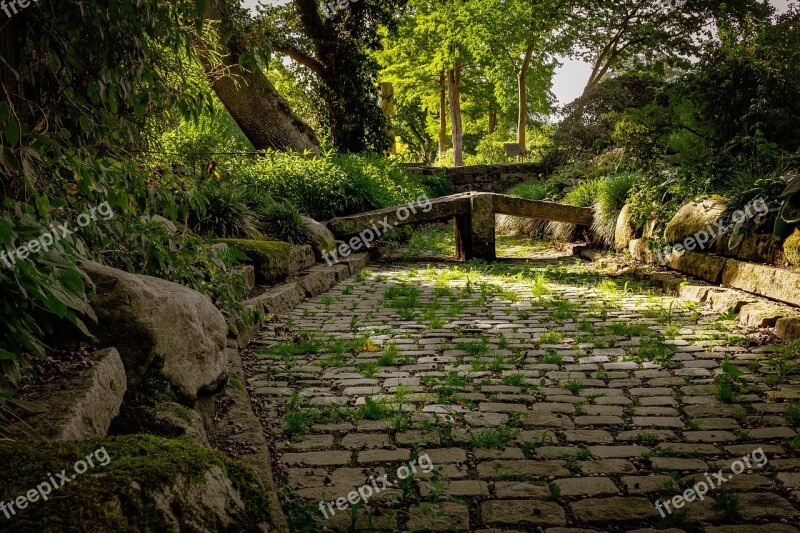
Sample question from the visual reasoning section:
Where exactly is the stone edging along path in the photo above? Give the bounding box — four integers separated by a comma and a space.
624, 239, 800, 341
216, 252, 370, 531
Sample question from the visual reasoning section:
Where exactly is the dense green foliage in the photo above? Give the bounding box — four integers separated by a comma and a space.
0, 0, 220, 406
235, 152, 432, 220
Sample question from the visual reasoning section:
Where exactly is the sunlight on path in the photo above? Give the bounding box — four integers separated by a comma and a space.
243, 242, 800, 532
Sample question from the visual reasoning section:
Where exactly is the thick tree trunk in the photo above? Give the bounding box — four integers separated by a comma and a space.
488, 111, 497, 134
448, 68, 463, 167
438, 71, 448, 158
517, 43, 535, 153
210, 72, 320, 154
204, 0, 320, 154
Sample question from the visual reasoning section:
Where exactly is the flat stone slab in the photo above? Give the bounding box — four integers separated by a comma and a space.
11, 348, 126, 441
722, 259, 800, 308
569, 496, 658, 522
481, 500, 567, 527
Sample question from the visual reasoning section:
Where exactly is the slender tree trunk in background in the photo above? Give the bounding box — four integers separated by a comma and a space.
517, 42, 535, 154
204, 0, 320, 154
448, 68, 463, 167
438, 71, 448, 158
488, 111, 497, 134
380, 82, 396, 155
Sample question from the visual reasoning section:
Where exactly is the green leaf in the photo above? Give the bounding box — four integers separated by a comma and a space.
4, 118, 20, 145
35, 195, 50, 217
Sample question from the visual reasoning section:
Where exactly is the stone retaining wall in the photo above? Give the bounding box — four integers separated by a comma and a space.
406, 163, 547, 193
628, 238, 800, 339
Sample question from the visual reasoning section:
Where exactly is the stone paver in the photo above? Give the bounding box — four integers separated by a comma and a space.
243, 245, 800, 532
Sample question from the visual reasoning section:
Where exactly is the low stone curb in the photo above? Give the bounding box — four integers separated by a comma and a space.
208, 252, 371, 532
229, 254, 369, 349
580, 246, 800, 340
10, 348, 126, 441
206, 345, 289, 533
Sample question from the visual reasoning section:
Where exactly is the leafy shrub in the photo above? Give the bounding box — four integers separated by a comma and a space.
255, 199, 312, 245
0, 205, 93, 392
548, 179, 603, 241
469, 131, 515, 165
236, 151, 430, 220
626, 167, 704, 234
774, 172, 800, 238
188, 181, 262, 239
552, 73, 664, 161
330, 153, 429, 212
92, 218, 251, 331
157, 97, 253, 160
592, 173, 639, 245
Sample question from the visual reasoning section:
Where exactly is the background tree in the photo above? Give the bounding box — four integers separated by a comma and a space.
258, 0, 406, 153
204, 0, 320, 153
569, 0, 773, 96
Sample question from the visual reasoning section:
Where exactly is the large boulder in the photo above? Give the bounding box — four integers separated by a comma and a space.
301, 216, 336, 260
614, 204, 636, 251
784, 228, 800, 266
10, 348, 126, 441
0, 435, 277, 532
81, 261, 228, 403
663, 196, 727, 244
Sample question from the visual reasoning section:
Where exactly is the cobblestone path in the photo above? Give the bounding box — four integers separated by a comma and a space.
244, 246, 800, 532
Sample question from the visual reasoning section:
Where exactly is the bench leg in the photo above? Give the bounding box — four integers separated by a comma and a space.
454, 214, 470, 261
470, 193, 496, 261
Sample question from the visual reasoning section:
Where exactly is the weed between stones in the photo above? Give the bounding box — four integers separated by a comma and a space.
318, 454, 434, 519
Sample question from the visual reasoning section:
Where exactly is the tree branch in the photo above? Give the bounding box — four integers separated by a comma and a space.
272, 45, 325, 77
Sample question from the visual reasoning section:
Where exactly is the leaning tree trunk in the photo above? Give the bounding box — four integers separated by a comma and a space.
204, 0, 320, 154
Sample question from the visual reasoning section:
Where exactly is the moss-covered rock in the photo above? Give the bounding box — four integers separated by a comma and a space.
152, 402, 209, 445
300, 216, 336, 260
0, 435, 274, 532
614, 204, 636, 251
214, 239, 291, 285
663, 196, 728, 244
784, 228, 800, 266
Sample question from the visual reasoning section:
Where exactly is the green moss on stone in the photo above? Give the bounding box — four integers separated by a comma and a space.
784, 229, 800, 266
214, 239, 291, 284
0, 434, 272, 532
157, 402, 194, 423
